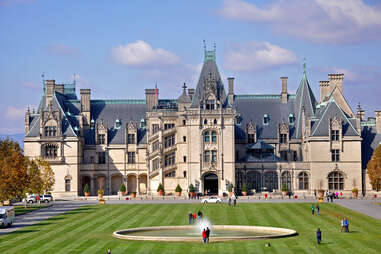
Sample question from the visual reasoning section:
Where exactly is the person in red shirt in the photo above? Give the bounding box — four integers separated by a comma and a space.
193, 213, 197, 223
202, 229, 207, 244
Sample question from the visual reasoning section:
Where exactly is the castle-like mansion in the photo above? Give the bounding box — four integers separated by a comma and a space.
24, 48, 381, 197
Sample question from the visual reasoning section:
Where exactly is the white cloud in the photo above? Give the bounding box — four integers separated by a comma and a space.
112, 40, 179, 68
5, 106, 25, 120
219, 0, 381, 43
224, 41, 298, 71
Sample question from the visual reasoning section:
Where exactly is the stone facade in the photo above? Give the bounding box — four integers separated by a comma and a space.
24, 48, 381, 197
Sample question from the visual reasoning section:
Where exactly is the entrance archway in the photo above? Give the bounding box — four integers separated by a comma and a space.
204, 173, 218, 195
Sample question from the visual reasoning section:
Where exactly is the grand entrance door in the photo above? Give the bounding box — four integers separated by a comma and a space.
204, 173, 218, 195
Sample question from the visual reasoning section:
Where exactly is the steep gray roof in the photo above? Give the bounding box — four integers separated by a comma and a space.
235, 95, 297, 140
295, 71, 317, 138
190, 60, 228, 108
310, 99, 359, 137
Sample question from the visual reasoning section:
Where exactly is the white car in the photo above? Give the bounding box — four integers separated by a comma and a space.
22, 195, 37, 204
41, 194, 53, 203
201, 196, 222, 203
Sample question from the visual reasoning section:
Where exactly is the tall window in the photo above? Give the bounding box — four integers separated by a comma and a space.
98, 152, 106, 164
328, 171, 344, 190
248, 134, 255, 144
204, 150, 210, 162
65, 179, 71, 192
164, 135, 175, 148
264, 171, 278, 192
204, 131, 210, 142
298, 172, 309, 190
331, 130, 339, 141
128, 152, 135, 164
44, 126, 57, 137
205, 100, 215, 110
281, 171, 292, 190
152, 124, 160, 134
331, 149, 340, 162
280, 150, 288, 161
164, 152, 175, 167
43, 144, 58, 158
280, 133, 287, 144
183, 156, 187, 162
152, 140, 159, 152
211, 150, 217, 162
183, 136, 187, 142
292, 151, 297, 161
127, 134, 135, 144
211, 131, 217, 143
153, 158, 160, 171
98, 134, 105, 144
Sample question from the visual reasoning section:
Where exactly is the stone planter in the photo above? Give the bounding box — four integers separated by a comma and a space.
99, 199, 105, 204
131, 192, 136, 198
85, 192, 90, 197
242, 191, 247, 196
175, 192, 181, 197
352, 192, 358, 198
121, 192, 126, 196
282, 191, 287, 197
98, 194, 103, 199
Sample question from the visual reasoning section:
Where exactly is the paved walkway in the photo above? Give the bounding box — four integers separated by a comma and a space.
0, 201, 94, 235
335, 199, 381, 221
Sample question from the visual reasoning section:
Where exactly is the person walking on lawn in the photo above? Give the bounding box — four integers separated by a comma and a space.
202, 229, 207, 244
206, 227, 210, 243
311, 204, 315, 215
316, 205, 320, 216
344, 218, 349, 232
188, 212, 193, 224
316, 228, 322, 244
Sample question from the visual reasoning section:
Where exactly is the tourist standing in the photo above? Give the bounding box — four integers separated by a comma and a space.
341, 218, 345, 232
233, 197, 237, 207
344, 218, 349, 232
206, 227, 210, 243
311, 204, 315, 215
202, 229, 207, 244
316, 228, 322, 244
107, 249, 111, 254
197, 210, 203, 219
316, 205, 320, 216
193, 212, 197, 223
228, 197, 231, 206
188, 212, 193, 224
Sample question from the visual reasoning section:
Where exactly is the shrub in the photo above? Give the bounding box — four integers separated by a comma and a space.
157, 183, 164, 193
98, 189, 104, 195
188, 184, 195, 193
352, 187, 359, 193
175, 184, 182, 193
242, 183, 248, 193
281, 184, 288, 192
83, 184, 90, 194
120, 183, 126, 193
228, 183, 234, 192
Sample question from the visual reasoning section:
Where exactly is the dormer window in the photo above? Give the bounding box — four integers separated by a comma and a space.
289, 114, 295, 125
331, 130, 339, 141
205, 99, 215, 110
204, 131, 210, 142
90, 119, 95, 129
98, 134, 105, 144
263, 114, 270, 125
140, 118, 146, 128
280, 133, 287, 144
115, 119, 121, 129
44, 126, 57, 137
235, 115, 242, 125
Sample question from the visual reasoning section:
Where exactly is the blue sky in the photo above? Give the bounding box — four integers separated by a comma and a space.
1, 0, 381, 134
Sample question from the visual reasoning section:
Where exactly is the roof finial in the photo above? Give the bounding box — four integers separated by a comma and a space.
73, 73, 76, 84
303, 57, 306, 74
203, 40, 206, 53
182, 82, 187, 91
213, 41, 216, 52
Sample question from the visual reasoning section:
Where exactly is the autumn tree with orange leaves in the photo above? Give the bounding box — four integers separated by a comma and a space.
367, 144, 381, 191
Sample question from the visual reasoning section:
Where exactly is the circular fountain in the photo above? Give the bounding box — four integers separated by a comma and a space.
113, 219, 297, 242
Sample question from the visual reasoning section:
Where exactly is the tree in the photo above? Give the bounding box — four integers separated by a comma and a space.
367, 144, 381, 191
0, 138, 30, 202
34, 158, 55, 193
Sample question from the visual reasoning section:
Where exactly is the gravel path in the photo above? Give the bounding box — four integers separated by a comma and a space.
335, 199, 381, 221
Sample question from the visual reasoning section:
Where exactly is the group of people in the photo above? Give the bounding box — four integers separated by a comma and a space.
188, 210, 203, 224
311, 204, 320, 216
341, 218, 350, 232
202, 227, 210, 244
228, 196, 237, 207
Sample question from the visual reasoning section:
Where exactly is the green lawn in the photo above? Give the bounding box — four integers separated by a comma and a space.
0, 203, 380, 253
14, 204, 52, 216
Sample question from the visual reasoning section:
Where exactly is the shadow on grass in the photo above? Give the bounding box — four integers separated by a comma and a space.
64, 207, 97, 215
0, 229, 39, 236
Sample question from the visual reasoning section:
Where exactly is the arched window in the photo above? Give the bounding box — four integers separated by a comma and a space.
281, 171, 292, 190
247, 171, 261, 193
204, 119, 208, 125
204, 131, 210, 142
264, 171, 278, 192
43, 144, 58, 158
328, 171, 344, 190
65, 179, 71, 192
211, 131, 217, 143
213, 119, 217, 125
298, 172, 309, 190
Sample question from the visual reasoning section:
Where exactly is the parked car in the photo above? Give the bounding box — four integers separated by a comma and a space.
0, 206, 15, 227
23, 195, 37, 204
41, 194, 53, 203
201, 196, 222, 203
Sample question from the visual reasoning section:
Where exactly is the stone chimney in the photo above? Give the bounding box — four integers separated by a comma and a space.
45, 80, 55, 107
376, 111, 381, 134
55, 84, 64, 94
357, 103, 365, 121
281, 77, 288, 103
25, 107, 30, 134
328, 73, 344, 93
319, 81, 330, 102
80, 89, 91, 126
145, 88, 158, 111
228, 77, 235, 105
188, 88, 195, 100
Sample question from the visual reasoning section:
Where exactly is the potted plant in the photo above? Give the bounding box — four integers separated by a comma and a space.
242, 183, 248, 196
83, 184, 90, 197
120, 183, 126, 196
281, 184, 288, 197
99, 198, 105, 204
98, 189, 104, 199
188, 184, 195, 197
228, 183, 234, 197
317, 189, 325, 198
352, 187, 359, 198
175, 184, 182, 196
130, 191, 137, 198
157, 183, 165, 196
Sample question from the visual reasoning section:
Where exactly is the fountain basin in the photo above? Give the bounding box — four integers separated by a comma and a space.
113, 225, 297, 242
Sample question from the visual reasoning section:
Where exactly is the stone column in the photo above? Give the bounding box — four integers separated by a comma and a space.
136, 175, 140, 195
90, 176, 96, 196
